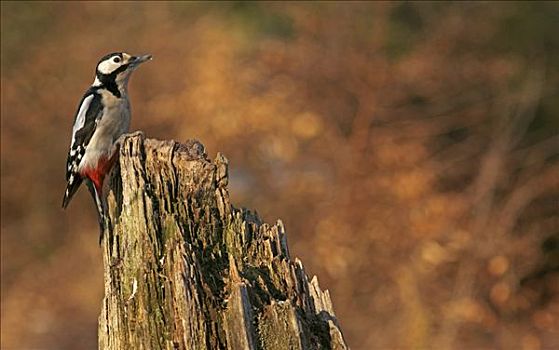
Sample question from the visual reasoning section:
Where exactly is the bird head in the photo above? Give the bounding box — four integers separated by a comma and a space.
94, 52, 152, 88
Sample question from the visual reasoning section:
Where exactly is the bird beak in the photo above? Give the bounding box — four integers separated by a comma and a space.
130, 54, 152, 66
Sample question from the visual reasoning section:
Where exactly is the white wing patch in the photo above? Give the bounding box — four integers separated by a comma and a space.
71, 95, 94, 145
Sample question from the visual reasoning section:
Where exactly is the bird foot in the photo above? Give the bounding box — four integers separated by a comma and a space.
113, 131, 144, 155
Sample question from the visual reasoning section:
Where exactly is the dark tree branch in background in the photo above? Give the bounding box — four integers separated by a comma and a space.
98, 133, 348, 350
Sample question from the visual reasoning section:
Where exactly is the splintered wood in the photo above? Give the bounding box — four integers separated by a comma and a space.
98, 133, 348, 350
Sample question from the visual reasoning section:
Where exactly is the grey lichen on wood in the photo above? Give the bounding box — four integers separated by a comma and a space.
98, 133, 348, 350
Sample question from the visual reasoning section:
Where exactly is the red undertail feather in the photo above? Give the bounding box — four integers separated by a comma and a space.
81, 154, 118, 192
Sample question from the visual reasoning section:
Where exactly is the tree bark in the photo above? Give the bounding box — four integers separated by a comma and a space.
98, 133, 348, 350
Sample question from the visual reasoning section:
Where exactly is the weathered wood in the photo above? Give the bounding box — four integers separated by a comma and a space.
98, 133, 348, 350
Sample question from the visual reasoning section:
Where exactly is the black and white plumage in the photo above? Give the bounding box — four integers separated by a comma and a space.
62, 52, 152, 235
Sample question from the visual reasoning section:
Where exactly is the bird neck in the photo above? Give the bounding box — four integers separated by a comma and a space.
94, 74, 126, 98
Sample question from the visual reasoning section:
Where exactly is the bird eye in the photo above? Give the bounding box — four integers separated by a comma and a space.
113, 57, 121, 63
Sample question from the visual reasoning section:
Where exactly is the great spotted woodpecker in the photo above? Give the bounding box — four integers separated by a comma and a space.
62, 52, 152, 237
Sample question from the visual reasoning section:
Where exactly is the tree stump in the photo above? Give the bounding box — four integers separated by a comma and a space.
98, 133, 348, 350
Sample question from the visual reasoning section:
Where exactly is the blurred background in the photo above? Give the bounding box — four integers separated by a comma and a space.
1, 2, 558, 349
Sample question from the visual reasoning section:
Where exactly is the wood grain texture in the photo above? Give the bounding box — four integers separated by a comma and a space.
98, 133, 348, 350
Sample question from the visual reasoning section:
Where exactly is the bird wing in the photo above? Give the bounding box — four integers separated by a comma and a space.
62, 89, 103, 208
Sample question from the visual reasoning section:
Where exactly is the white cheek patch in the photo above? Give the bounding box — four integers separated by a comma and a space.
97, 59, 120, 75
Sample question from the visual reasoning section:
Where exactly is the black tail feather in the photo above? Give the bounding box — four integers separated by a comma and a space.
62, 176, 83, 209
86, 181, 109, 244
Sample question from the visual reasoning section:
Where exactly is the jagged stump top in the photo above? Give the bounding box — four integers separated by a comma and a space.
99, 133, 348, 350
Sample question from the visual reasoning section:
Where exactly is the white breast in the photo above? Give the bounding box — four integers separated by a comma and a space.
79, 91, 131, 171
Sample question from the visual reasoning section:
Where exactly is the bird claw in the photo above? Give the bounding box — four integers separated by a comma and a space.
127, 130, 145, 138
119, 130, 144, 143
113, 131, 144, 153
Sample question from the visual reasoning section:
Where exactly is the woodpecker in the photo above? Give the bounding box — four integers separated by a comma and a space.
62, 52, 152, 238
